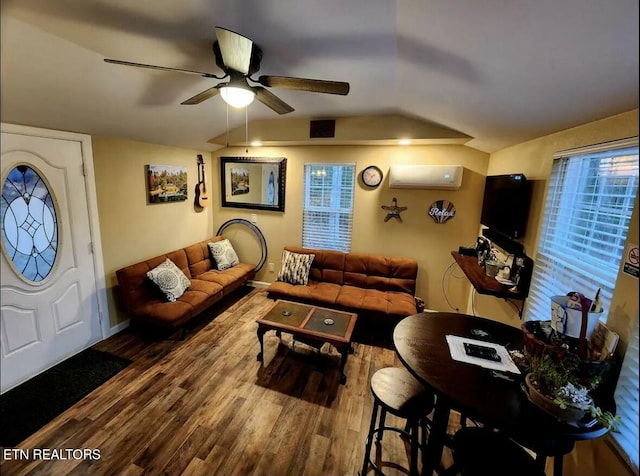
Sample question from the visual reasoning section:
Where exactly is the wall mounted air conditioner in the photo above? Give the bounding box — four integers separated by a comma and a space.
388, 164, 463, 190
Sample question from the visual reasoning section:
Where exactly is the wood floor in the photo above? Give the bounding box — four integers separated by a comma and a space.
1, 287, 459, 476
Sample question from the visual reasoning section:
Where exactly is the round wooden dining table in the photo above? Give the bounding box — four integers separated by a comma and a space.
393, 312, 611, 476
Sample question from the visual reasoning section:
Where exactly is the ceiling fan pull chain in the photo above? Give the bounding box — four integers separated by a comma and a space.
226, 103, 230, 148
245, 107, 249, 153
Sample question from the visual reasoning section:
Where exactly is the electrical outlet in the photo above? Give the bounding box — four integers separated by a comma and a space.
250, 214, 257, 224
268, 262, 275, 272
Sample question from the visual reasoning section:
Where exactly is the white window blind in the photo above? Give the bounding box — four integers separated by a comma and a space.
524, 137, 638, 471
302, 164, 355, 252
611, 314, 639, 473
525, 138, 639, 323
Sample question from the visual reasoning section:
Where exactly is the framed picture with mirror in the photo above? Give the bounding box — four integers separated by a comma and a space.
220, 157, 287, 212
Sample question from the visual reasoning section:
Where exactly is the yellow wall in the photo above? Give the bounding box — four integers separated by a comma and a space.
211, 144, 489, 314
92, 137, 212, 326
93, 138, 490, 326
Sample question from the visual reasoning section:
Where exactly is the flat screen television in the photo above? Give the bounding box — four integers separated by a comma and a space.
480, 173, 532, 239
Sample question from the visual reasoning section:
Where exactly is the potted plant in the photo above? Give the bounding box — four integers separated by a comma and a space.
526, 352, 620, 431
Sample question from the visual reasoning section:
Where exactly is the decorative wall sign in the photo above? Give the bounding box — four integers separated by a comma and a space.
147, 165, 187, 203
381, 197, 407, 223
428, 200, 456, 223
623, 242, 639, 278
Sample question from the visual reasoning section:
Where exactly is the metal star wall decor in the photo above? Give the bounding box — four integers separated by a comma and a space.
381, 197, 407, 223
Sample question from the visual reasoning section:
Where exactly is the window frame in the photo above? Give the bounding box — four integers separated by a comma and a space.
302, 163, 356, 253
525, 136, 639, 470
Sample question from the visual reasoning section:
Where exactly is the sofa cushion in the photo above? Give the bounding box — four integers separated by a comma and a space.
284, 246, 345, 285
268, 280, 343, 306
131, 280, 222, 328
336, 285, 418, 317
184, 237, 222, 277
180, 279, 224, 309
209, 239, 240, 271
131, 299, 195, 328
196, 263, 256, 290
117, 249, 191, 313
146, 258, 191, 302
343, 253, 417, 294
277, 249, 315, 285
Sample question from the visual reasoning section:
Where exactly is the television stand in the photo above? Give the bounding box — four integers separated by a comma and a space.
451, 251, 528, 317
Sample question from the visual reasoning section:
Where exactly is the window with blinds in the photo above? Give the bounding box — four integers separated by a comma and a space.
526, 138, 638, 323
524, 137, 638, 470
611, 314, 639, 473
302, 164, 355, 252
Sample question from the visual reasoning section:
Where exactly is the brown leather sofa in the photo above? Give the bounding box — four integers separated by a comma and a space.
116, 236, 255, 330
266, 246, 419, 321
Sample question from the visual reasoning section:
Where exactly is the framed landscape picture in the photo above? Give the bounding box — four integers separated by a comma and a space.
146, 164, 188, 203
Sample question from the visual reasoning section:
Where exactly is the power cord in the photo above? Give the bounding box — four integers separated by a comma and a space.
442, 261, 461, 312
471, 289, 477, 316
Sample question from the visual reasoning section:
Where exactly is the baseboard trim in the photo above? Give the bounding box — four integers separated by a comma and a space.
248, 280, 270, 289
106, 319, 130, 337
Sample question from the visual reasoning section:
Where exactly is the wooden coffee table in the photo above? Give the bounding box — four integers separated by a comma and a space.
256, 299, 358, 384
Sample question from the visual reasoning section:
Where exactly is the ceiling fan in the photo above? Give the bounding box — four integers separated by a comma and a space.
104, 27, 350, 114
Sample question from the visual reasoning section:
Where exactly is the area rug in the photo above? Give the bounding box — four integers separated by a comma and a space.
0, 348, 132, 447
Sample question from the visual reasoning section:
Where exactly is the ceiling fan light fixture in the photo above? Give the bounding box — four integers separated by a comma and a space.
220, 85, 255, 108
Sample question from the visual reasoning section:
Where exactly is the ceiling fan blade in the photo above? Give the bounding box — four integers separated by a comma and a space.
258, 75, 350, 95
104, 59, 222, 79
181, 86, 221, 105
253, 87, 294, 115
215, 27, 253, 75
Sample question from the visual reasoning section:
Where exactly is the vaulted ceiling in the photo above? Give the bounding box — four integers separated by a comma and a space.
1, 0, 638, 153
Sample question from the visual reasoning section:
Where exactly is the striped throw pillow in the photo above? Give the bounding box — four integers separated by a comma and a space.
276, 250, 315, 285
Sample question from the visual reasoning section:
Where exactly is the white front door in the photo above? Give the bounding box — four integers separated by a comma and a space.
1, 126, 105, 392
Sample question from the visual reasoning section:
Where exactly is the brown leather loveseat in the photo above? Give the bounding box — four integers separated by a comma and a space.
266, 246, 419, 321
116, 236, 255, 330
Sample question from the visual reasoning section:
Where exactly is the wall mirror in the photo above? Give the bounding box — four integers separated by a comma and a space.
220, 157, 286, 212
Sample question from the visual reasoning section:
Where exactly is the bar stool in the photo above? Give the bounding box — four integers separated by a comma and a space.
359, 367, 435, 476
441, 426, 546, 476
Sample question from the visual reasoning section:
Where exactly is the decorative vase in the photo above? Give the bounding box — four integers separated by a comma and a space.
524, 373, 586, 423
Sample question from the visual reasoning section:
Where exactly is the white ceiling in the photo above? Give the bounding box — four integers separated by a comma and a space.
1, 0, 638, 153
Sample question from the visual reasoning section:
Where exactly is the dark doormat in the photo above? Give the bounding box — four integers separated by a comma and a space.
0, 348, 132, 447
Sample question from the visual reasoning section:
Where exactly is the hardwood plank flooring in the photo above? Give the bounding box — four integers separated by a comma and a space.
1, 287, 460, 476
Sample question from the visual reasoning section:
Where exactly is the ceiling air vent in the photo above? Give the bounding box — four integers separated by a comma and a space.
309, 120, 336, 138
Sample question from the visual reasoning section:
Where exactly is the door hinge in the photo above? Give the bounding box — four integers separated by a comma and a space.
82, 162, 87, 177
89, 242, 94, 254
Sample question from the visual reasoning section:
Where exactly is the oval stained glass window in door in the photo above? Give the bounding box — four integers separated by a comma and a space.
1, 165, 59, 282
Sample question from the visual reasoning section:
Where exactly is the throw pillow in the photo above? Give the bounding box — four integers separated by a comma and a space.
276, 250, 315, 285
146, 258, 191, 302
208, 239, 240, 271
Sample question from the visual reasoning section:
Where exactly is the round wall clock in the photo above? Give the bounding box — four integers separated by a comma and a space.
361, 165, 384, 188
